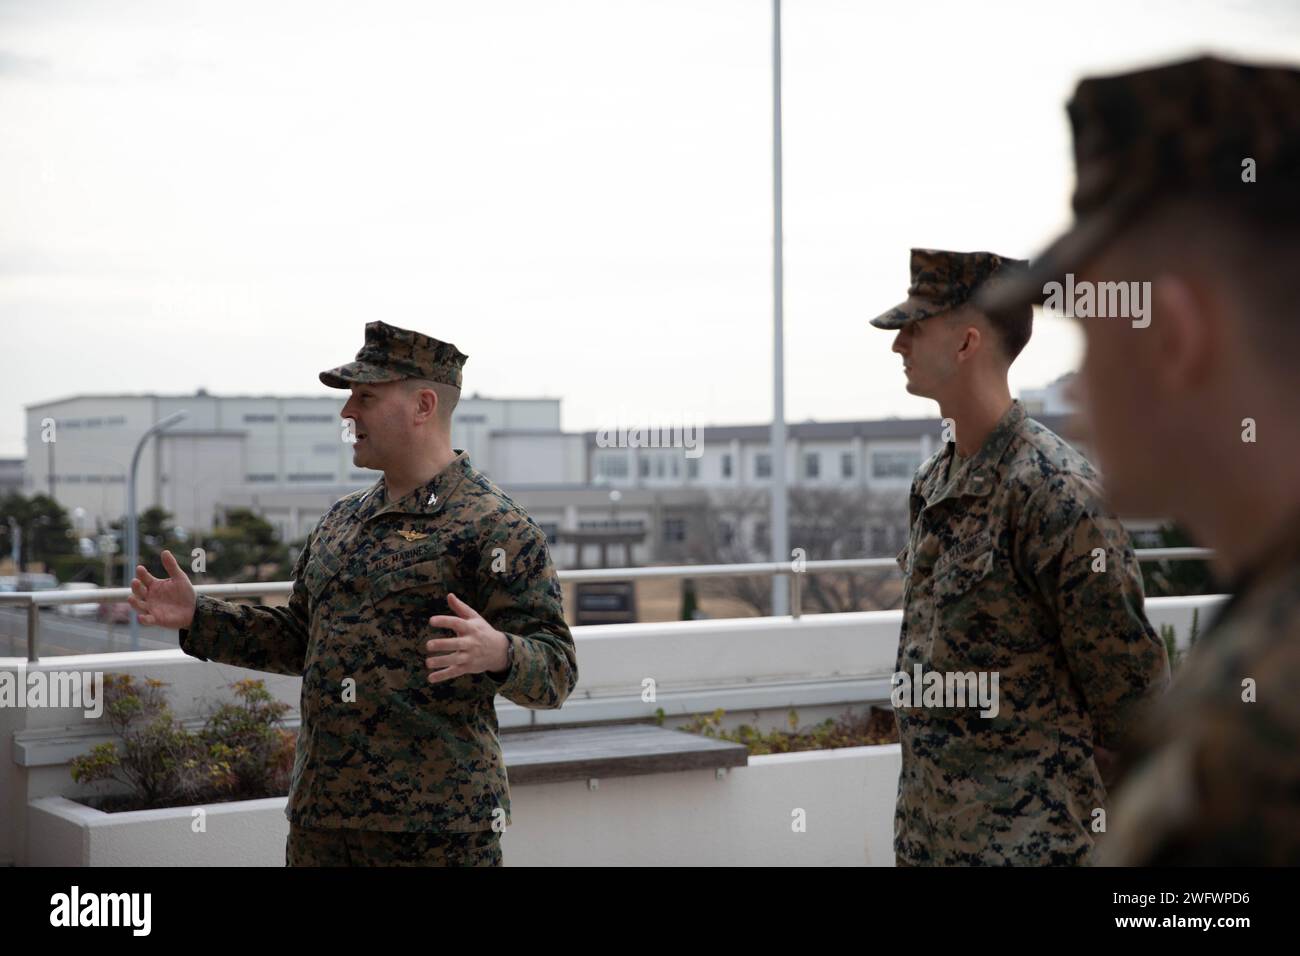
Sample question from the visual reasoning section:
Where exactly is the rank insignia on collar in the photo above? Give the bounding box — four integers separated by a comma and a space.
397, 530, 429, 542
427, 492, 438, 506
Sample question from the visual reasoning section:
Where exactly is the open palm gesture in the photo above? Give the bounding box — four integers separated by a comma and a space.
128, 549, 197, 630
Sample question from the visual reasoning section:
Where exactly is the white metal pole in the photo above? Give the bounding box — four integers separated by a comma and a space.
126, 410, 187, 649
770, 0, 789, 616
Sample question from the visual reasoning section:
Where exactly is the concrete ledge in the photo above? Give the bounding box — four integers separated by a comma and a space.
502, 724, 747, 785
27, 743, 902, 866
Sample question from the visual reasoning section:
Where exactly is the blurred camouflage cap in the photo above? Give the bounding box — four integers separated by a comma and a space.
978, 55, 1300, 315
869, 248, 1029, 329
319, 321, 469, 389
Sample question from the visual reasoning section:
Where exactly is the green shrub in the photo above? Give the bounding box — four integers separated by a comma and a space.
71, 674, 295, 812
676, 706, 898, 755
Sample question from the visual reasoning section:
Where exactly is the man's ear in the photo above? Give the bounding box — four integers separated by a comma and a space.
1150, 273, 1215, 392
955, 323, 982, 363
411, 385, 439, 423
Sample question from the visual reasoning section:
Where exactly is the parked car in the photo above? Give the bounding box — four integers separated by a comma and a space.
55, 582, 101, 617
0, 576, 17, 593
98, 601, 132, 625
17, 573, 59, 608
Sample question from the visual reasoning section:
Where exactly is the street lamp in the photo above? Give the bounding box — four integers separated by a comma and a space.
126, 410, 188, 648
769, 0, 789, 616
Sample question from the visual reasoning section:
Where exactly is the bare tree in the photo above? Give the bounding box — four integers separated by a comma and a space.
688, 488, 909, 616
688, 489, 774, 616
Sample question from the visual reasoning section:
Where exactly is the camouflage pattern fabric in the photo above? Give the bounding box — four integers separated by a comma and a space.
893, 400, 1169, 865
180, 449, 578, 833
319, 320, 470, 389
1099, 518, 1300, 865
870, 249, 1028, 329
978, 55, 1300, 315
286, 822, 502, 867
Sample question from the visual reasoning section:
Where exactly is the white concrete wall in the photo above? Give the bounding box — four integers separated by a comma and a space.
27, 746, 902, 867
503, 745, 901, 866
3, 595, 1222, 866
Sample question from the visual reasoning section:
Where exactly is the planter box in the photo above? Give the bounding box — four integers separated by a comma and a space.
503, 742, 901, 866
28, 795, 289, 866
28, 743, 902, 866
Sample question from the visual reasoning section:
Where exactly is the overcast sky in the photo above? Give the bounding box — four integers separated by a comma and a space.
2, 0, 1296, 459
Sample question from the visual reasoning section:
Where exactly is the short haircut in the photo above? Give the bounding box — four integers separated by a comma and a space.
1122, 188, 1300, 372
403, 377, 460, 425
946, 301, 1033, 364
981, 302, 1034, 363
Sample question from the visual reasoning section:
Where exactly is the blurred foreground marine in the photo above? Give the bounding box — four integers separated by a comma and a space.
979, 56, 1300, 865
130, 321, 578, 866
871, 249, 1168, 866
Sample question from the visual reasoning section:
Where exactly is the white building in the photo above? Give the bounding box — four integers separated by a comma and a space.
22, 389, 1106, 570
24, 390, 580, 543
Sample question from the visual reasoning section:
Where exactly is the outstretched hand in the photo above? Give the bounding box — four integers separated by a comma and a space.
128, 549, 197, 630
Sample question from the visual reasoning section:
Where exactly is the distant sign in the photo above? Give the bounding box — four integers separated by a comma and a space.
573, 582, 637, 626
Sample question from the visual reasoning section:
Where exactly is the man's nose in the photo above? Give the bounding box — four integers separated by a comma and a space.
892, 330, 908, 354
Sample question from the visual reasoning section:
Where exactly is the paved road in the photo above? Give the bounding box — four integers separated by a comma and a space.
0, 607, 179, 658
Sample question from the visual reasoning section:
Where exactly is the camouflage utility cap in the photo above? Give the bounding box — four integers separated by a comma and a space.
320, 321, 469, 389
870, 249, 1028, 329
979, 55, 1300, 314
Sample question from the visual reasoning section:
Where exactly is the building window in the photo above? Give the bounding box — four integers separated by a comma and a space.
246, 474, 277, 483
349, 472, 375, 481
243, 414, 277, 423
870, 526, 889, 554
286, 414, 333, 423
872, 450, 922, 480
719, 520, 735, 546
595, 454, 629, 480
687, 458, 699, 480
639, 457, 651, 478
456, 414, 488, 424
106, 416, 126, 425
722, 454, 732, 478
579, 519, 645, 531
85, 418, 103, 428
804, 452, 820, 479
755, 453, 772, 479
663, 518, 686, 544
753, 521, 768, 549
841, 452, 854, 478
288, 473, 334, 482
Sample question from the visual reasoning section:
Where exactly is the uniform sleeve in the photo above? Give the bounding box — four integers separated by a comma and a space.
178, 528, 314, 676
476, 513, 578, 709
1018, 472, 1170, 749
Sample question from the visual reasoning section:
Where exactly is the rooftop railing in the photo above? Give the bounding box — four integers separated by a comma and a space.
0, 547, 1215, 662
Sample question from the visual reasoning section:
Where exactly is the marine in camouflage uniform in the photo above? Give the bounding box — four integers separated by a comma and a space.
178, 322, 578, 866
979, 56, 1300, 865
872, 250, 1169, 865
